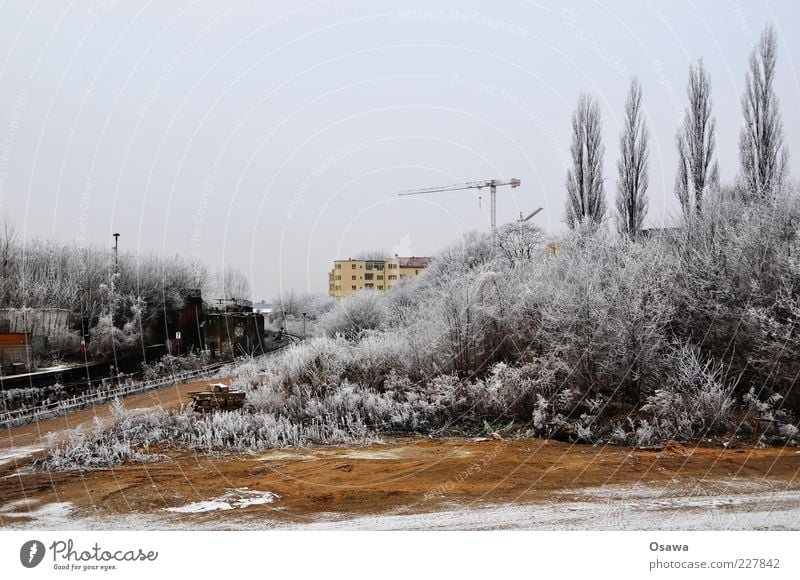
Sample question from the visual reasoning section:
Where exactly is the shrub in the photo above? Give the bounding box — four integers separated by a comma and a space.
641, 344, 736, 441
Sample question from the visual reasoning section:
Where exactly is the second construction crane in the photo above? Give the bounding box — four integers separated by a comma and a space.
397, 178, 521, 232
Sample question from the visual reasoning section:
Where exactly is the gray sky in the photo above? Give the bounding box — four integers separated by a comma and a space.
0, 0, 798, 297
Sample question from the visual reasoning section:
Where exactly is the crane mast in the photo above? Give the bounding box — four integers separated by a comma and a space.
397, 178, 521, 232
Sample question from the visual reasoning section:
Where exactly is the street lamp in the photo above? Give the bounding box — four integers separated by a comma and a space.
112, 233, 120, 273
302, 312, 307, 339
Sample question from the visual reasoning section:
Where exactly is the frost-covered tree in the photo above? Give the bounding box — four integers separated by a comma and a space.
739, 23, 789, 199
493, 221, 544, 267
615, 78, 649, 240
675, 59, 718, 215
565, 93, 606, 228
216, 266, 251, 302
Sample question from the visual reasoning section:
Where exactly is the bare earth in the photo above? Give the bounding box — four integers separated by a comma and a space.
1, 378, 800, 530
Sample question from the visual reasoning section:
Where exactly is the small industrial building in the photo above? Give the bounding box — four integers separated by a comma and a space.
169, 295, 267, 358
0, 332, 45, 373
328, 255, 431, 298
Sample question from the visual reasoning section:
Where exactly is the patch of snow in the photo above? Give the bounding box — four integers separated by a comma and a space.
0, 501, 74, 527
329, 447, 473, 460
0, 446, 44, 466
0, 498, 41, 512
165, 488, 278, 513
296, 488, 800, 530
167, 500, 234, 514
336, 449, 407, 460
258, 451, 315, 461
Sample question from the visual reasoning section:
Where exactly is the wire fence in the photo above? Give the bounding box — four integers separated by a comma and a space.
0, 363, 227, 430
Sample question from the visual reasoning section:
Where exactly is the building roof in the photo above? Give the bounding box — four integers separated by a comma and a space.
398, 256, 431, 268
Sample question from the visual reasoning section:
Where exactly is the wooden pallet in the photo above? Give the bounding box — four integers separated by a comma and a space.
188, 383, 245, 413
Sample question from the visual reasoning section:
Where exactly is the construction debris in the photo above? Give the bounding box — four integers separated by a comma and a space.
187, 383, 245, 413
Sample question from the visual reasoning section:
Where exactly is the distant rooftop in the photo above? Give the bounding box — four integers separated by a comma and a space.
333, 255, 431, 267
398, 256, 431, 268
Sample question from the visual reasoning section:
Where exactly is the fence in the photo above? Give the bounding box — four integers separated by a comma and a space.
0, 362, 227, 430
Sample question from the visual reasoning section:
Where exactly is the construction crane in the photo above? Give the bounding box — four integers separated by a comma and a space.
397, 178, 521, 232
519, 208, 543, 222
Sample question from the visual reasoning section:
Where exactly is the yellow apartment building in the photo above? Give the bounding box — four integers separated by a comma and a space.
328, 256, 431, 298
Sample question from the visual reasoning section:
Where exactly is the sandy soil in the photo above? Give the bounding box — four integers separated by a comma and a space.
1, 375, 799, 530
1, 431, 799, 530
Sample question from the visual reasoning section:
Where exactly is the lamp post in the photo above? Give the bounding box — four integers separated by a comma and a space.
302, 312, 307, 339
112, 233, 120, 274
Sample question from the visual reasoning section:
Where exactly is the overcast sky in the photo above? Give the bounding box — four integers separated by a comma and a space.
0, 0, 798, 297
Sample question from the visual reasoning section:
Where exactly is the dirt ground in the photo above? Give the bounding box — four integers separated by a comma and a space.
1, 432, 799, 529
1, 377, 800, 529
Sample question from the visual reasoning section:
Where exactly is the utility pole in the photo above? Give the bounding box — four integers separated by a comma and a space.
302, 312, 307, 339
113, 233, 120, 274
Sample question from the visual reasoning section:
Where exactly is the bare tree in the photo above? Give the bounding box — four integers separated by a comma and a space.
565, 93, 606, 228
739, 23, 789, 199
675, 59, 718, 216
217, 266, 251, 302
494, 221, 544, 267
615, 78, 649, 240
0, 214, 17, 305
354, 250, 389, 260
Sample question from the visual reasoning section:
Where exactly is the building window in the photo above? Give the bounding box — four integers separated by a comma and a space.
329, 285, 334, 291
388, 263, 397, 269
388, 275, 397, 280
378, 285, 384, 290
364, 283, 373, 289
377, 275, 383, 280
351, 275, 356, 280
364, 273, 373, 280
415, 270, 419, 274
352, 264, 356, 269
336, 264, 341, 269
351, 285, 357, 290
335, 285, 341, 291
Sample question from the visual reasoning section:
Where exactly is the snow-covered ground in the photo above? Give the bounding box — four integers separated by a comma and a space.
165, 488, 279, 513
0, 446, 43, 467
2, 480, 798, 531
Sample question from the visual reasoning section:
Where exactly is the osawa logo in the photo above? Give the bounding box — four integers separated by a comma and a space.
20, 540, 46, 568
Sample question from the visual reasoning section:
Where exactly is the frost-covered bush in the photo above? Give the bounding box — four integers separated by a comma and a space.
141, 351, 211, 381
320, 290, 387, 339
641, 344, 736, 441
539, 228, 675, 407
90, 312, 141, 357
